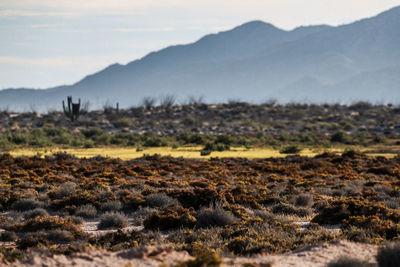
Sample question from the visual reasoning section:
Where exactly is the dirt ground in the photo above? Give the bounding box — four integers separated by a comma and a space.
231, 240, 378, 267
1, 240, 378, 267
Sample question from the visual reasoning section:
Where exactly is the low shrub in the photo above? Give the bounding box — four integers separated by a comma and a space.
177, 244, 222, 267
53, 182, 78, 199
171, 186, 224, 210
7, 216, 83, 234
143, 136, 167, 147
300, 159, 326, 170
294, 194, 314, 208
17, 232, 48, 249
46, 230, 74, 243
11, 199, 44, 212
98, 212, 129, 229
0, 231, 17, 242
123, 194, 146, 211
368, 167, 393, 176
196, 206, 238, 228
113, 118, 132, 128
341, 149, 364, 158
280, 145, 302, 154
145, 193, 178, 208
131, 207, 155, 226
271, 203, 312, 217
331, 131, 351, 143
144, 207, 196, 230
312, 198, 400, 225
215, 135, 232, 146
341, 226, 377, 243
49, 190, 96, 211
200, 150, 211, 156
376, 242, 400, 267
328, 256, 372, 267
100, 200, 122, 213
202, 140, 230, 153
0, 247, 24, 262
0, 216, 9, 227
66, 216, 84, 225
75, 204, 97, 219
23, 208, 49, 219
90, 230, 144, 251
384, 198, 400, 209
253, 209, 275, 222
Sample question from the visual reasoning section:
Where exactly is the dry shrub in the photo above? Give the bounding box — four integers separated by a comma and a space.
89, 229, 144, 250
145, 193, 178, 208
46, 230, 74, 243
328, 256, 372, 267
23, 208, 49, 219
75, 204, 97, 219
294, 193, 314, 208
53, 182, 78, 199
100, 200, 122, 213
17, 232, 48, 249
66, 216, 84, 225
312, 198, 400, 225
0, 231, 17, 242
7, 216, 83, 235
177, 244, 222, 267
11, 199, 44, 212
377, 242, 400, 267
196, 206, 237, 228
271, 203, 312, 217
131, 207, 155, 226
98, 212, 129, 229
144, 207, 196, 230
341, 226, 378, 243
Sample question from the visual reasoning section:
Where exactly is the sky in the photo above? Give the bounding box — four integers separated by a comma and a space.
1, 0, 400, 89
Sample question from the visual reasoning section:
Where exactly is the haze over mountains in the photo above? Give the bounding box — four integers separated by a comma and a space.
1, 6, 400, 111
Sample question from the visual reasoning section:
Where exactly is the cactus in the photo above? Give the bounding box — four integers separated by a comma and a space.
62, 96, 81, 121
104, 101, 119, 114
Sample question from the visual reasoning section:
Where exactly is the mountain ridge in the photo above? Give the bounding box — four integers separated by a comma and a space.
1, 5, 400, 111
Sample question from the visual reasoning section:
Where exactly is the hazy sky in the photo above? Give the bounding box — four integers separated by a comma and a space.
1, 0, 399, 89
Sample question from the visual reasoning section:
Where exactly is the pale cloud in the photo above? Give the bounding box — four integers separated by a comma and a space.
0, 9, 75, 17
0, 0, 175, 17
0, 56, 73, 67
0, 0, 181, 9
1, 0, 399, 25
30, 24, 54, 28
0, 56, 116, 68
116, 27, 176, 33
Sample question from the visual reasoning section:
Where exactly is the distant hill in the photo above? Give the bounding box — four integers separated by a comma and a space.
1, 6, 400, 111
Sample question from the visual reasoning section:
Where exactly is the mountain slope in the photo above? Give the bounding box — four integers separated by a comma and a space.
1, 6, 400, 111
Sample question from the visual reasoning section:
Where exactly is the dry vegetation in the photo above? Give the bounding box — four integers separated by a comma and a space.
1, 102, 400, 266
0, 151, 399, 265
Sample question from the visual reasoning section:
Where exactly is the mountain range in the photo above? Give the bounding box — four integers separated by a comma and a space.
1, 6, 400, 111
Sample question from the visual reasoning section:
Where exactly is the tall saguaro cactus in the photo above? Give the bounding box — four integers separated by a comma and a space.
63, 96, 81, 121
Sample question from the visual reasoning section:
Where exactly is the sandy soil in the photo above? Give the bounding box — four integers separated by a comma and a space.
1, 240, 378, 267
230, 240, 378, 267
3, 246, 192, 267
82, 219, 144, 236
